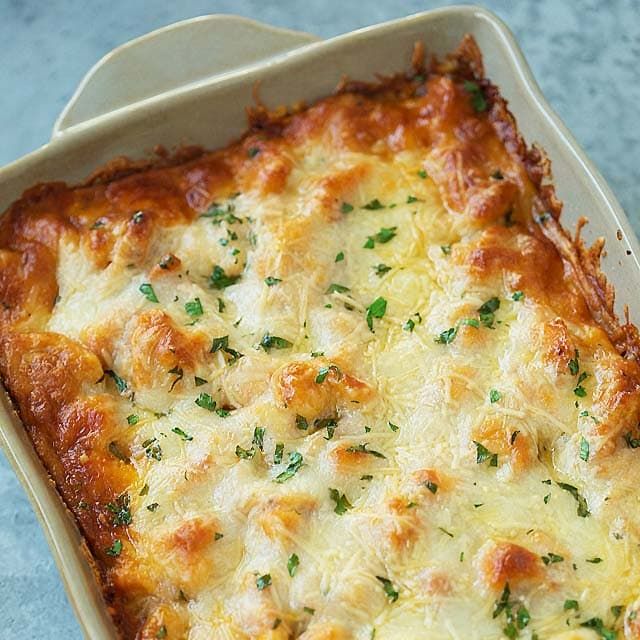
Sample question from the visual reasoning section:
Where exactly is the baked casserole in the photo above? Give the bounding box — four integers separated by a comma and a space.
1, 35, 639, 639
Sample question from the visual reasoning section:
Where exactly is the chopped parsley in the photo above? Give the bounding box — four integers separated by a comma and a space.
435, 327, 458, 344
329, 488, 353, 515
274, 443, 284, 464
210, 335, 243, 363
171, 426, 193, 442
209, 264, 240, 289
474, 441, 498, 467
126, 414, 139, 425
168, 365, 183, 392
345, 443, 386, 459
260, 333, 293, 351
195, 392, 216, 411
388, 421, 399, 432
557, 482, 590, 517
478, 297, 500, 328
184, 297, 203, 317
373, 263, 392, 276
264, 276, 281, 286
586, 557, 602, 564
287, 553, 299, 577
235, 444, 255, 460
253, 427, 265, 452
275, 451, 304, 483
362, 198, 385, 210
143, 438, 162, 461
155, 626, 167, 639
247, 146, 260, 158
492, 583, 530, 638
424, 480, 438, 494
335, 251, 345, 262
326, 283, 350, 294
340, 202, 354, 214
541, 552, 564, 565
105, 369, 128, 394
564, 599, 579, 611
403, 318, 415, 332
580, 618, 617, 640
139, 283, 159, 303
624, 431, 640, 448
147, 502, 159, 512
217, 298, 226, 313
440, 244, 452, 255
316, 416, 339, 440
315, 364, 341, 383
106, 494, 132, 527
512, 290, 524, 301
295, 414, 309, 430
256, 574, 272, 590
406, 195, 421, 204
580, 436, 590, 462
574, 372, 588, 397
366, 296, 387, 331
108, 441, 130, 464
463, 80, 488, 112
364, 226, 397, 248
202, 202, 242, 225
489, 389, 501, 403
376, 576, 399, 603
105, 539, 122, 557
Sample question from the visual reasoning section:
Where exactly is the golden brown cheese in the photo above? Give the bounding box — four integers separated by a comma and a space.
1, 36, 640, 639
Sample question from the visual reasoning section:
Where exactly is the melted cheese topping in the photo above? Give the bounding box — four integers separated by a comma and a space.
2, 38, 640, 640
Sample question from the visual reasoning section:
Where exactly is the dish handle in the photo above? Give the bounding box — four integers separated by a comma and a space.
52, 15, 319, 137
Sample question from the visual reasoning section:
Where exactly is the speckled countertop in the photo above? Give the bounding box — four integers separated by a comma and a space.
1, 1, 638, 637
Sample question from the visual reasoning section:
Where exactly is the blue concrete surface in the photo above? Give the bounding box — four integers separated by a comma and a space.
0, 1, 638, 637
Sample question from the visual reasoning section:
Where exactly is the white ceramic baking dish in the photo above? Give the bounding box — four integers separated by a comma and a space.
1, 6, 638, 638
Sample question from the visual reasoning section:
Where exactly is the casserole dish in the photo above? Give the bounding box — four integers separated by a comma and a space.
1, 6, 639, 639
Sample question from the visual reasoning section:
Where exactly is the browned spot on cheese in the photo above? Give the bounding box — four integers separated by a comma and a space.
459, 225, 593, 323
540, 318, 575, 373
473, 416, 535, 471
247, 494, 317, 541
127, 310, 209, 389
419, 568, 453, 596
274, 359, 374, 419
477, 541, 542, 590
380, 496, 421, 552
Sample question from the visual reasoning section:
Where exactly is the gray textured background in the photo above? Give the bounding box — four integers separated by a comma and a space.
1, 1, 638, 637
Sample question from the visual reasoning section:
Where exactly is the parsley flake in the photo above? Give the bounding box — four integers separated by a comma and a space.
105, 539, 122, 557
260, 333, 293, 351
340, 202, 354, 214
329, 488, 353, 515
463, 80, 488, 112
209, 265, 240, 289
376, 576, 399, 603
139, 283, 158, 303
184, 297, 203, 317
287, 553, 299, 577
366, 296, 387, 331
362, 199, 385, 210
275, 451, 304, 483
264, 276, 281, 286
474, 441, 498, 467
256, 574, 272, 590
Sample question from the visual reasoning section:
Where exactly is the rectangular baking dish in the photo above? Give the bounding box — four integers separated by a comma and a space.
1, 6, 638, 638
